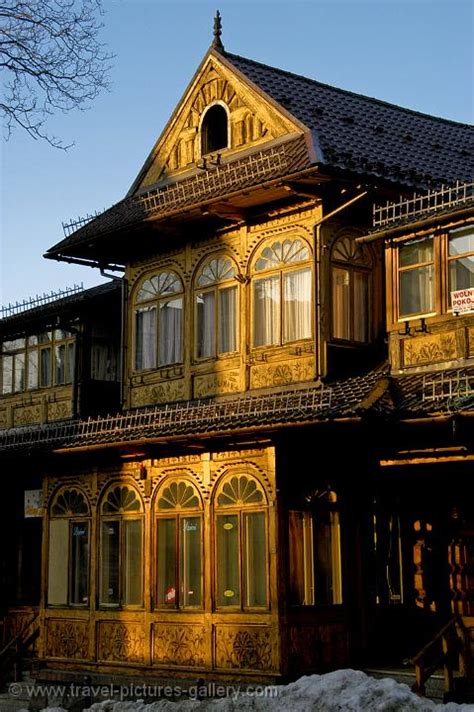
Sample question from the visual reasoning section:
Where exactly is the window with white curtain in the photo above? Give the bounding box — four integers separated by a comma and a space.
331, 235, 371, 342
253, 238, 312, 347
398, 237, 434, 318
134, 271, 183, 370
195, 256, 238, 359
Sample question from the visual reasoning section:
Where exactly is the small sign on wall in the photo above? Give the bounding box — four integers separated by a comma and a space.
451, 288, 474, 315
24, 489, 44, 518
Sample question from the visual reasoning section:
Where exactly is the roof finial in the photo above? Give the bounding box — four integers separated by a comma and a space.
212, 10, 224, 51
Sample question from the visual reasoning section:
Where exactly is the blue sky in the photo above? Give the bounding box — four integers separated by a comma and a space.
1, 0, 473, 305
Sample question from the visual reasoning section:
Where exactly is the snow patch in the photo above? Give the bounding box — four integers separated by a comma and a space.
37, 670, 474, 712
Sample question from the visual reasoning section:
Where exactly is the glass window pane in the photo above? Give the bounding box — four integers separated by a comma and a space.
216, 514, 240, 607
135, 306, 157, 370
283, 268, 311, 342
159, 298, 183, 366
157, 519, 177, 607
353, 271, 369, 343
314, 511, 342, 605
38, 332, 52, 344
123, 519, 143, 606
67, 342, 75, 383
253, 276, 280, 347
244, 512, 267, 607
449, 256, 474, 297
100, 520, 120, 605
332, 267, 351, 340
2, 338, 25, 352
181, 517, 202, 607
14, 353, 25, 392
40, 347, 51, 387
2, 355, 13, 394
55, 344, 66, 385
48, 519, 69, 605
196, 292, 215, 359
218, 287, 237, 354
399, 237, 433, 267
399, 266, 434, 316
70, 521, 89, 605
28, 350, 38, 389
448, 227, 474, 256
289, 511, 307, 605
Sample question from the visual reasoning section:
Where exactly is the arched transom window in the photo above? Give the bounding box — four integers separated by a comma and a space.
253, 238, 312, 347
214, 474, 268, 609
155, 480, 203, 609
134, 271, 183, 370
331, 235, 371, 343
99, 485, 143, 607
195, 256, 237, 359
48, 488, 90, 607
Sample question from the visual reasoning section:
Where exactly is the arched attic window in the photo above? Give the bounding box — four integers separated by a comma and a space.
201, 105, 228, 155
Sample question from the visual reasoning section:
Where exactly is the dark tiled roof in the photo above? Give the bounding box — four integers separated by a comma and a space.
46, 137, 310, 258
0, 367, 388, 453
225, 52, 474, 187
0, 281, 120, 335
392, 366, 474, 417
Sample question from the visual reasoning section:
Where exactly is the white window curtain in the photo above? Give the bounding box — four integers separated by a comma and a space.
218, 286, 237, 353
159, 298, 183, 366
253, 276, 280, 346
283, 268, 312, 342
196, 292, 215, 358
353, 272, 369, 342
135, 306, 157, 369
332, 267, 351, 340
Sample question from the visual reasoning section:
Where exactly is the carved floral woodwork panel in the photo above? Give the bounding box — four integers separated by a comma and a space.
402, 332, 458, 367
193, 370, 242, 398
250, 357, 314, 389
288, 624, 348, 672
153, 624, 207, 667
97, 622, 146, 663
214, 625, 274, 671
47, 400, 72, 422
13, 404, 41, 426
45, 619, 89, 660
130, 380, 186, 407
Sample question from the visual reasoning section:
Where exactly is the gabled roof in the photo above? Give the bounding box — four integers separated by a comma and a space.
225, 52, 473, 187
46, 46, 473, 264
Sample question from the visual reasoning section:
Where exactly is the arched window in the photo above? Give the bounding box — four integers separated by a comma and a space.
253, 238, 312, 347
331, 235, 371, 342
155, 480, 203, 609
134, 271, 183, 370
99, 484, 143, 607
201, 104, 228, 155
288, 488, 342, 606
195, 256, 238, 359
48, 488, 90, 606
214, 474, 268, 609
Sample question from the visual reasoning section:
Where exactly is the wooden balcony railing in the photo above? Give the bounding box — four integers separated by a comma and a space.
412, 615, 471, 700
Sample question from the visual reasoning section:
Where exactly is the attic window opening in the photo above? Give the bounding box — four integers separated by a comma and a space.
201, 105, 228, 156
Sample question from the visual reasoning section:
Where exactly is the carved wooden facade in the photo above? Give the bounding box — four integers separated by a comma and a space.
1, 30, 473, 688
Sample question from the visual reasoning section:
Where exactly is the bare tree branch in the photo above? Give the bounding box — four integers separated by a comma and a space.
0, 0, 113, 148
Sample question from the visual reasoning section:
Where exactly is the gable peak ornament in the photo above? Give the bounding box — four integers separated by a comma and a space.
212, 10, 224, 51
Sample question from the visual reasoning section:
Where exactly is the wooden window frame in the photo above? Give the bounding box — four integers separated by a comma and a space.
154, 480, 203, 611
194, 256, 239, 362
133, 270, 184, 372
213, 475, 269, 612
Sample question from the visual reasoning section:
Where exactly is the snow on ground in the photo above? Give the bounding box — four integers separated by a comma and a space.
32, 670, 474, 712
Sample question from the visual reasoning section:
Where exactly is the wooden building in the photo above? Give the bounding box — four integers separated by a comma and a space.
0, 18, 472, 695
